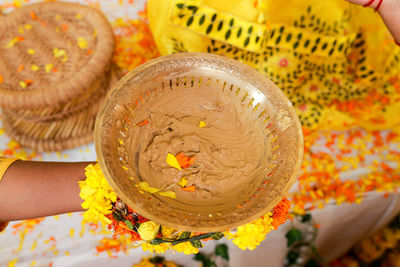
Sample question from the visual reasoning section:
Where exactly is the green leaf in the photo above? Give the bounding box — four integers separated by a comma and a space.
194, 253, 216, 267
112, 211, 123, 221
190, 240, 203, 248
124, 220, 134, 230
210, 232, 224, 240
150, 256, 165, 264
149, 239, 162, 245
285, 228, 302, 246
305, 258, 320, 267
215, 244, 229, 261
311, 245, 323, 261
180, 231, 192, 239
301, 214, 312, 223
286, 251, 299, 265
176, 3, 184, 8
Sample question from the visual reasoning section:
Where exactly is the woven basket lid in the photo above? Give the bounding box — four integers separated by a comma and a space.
0, 2, 114, 110
95, 53, 303, 232
3, 65, 113, 122
2, 63, 122, 152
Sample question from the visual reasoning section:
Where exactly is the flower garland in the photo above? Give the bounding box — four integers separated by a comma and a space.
79, 163, 291, 254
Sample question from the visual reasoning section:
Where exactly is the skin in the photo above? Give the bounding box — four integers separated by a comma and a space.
0, 161, 90, 222
346, 0, 400, 43
0, 0, 399, 224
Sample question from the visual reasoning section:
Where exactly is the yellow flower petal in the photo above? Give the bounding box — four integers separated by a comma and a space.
173, 242, 199, 255
27, 49, 35, 55
6, 37, 19, 48
166, 153, 182, 170
19, 81, 27, 88
31, 64, 39, 71
8, 258, 18, 267
79, 163, 116, 225
45, 63, 53, 73
161, 226, 175, 237
138, 221, 160, 241
177, 177, 188, 187
138, 181, 160, 194
77, 37, 88, 49
53, 48, 66, 58
141, 242, 169, 253
198, 121, 207, 128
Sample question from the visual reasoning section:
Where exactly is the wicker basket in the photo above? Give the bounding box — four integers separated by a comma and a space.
0, 1, 115, 109
0, 2, 116, 151
2, 64, 122, 152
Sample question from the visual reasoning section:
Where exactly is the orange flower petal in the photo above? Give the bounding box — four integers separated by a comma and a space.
181, 185, 196, 192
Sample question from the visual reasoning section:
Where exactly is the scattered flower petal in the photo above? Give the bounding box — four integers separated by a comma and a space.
178, 177, 188, 187
198, 121, 207, 128
77, 37, 88, 49
166, 153, 182, 170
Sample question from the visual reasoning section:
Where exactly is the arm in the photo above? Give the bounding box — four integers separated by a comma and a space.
0, 160, 91, 222
346, 0, 400, 43
379, 0, 400, 43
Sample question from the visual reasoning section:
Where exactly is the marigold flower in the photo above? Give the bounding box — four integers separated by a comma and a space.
138, 221, 160, 241
173, 242, 199, 255
79, 163, 117, 225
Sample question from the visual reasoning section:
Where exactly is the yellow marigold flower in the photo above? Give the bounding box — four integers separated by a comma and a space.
173, 242, 199, 255
138, 221, 160, 241
226, 212, 274, 250
161, 226, 175, 237
141, 242, 170, 253
79, 163, 117, 225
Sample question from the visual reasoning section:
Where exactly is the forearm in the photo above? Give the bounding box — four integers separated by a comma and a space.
379, 0, 400, 43
346, 0, 400, 43
0, 161, 91, 222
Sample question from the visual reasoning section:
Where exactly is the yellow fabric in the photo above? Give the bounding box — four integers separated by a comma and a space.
0, 157, 18, 183
148, 0, 400, 133
0, 157, 18, 233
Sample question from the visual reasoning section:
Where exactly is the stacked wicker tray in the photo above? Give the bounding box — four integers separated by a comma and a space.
0, 2, 117, 151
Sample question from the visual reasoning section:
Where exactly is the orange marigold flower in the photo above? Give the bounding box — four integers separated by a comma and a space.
271, 197, 290, 230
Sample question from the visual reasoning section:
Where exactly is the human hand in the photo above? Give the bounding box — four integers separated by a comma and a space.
345, 0, 400, 44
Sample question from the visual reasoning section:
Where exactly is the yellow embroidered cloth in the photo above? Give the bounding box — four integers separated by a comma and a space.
0, 157, 18, 233
148, 0, 400, 133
